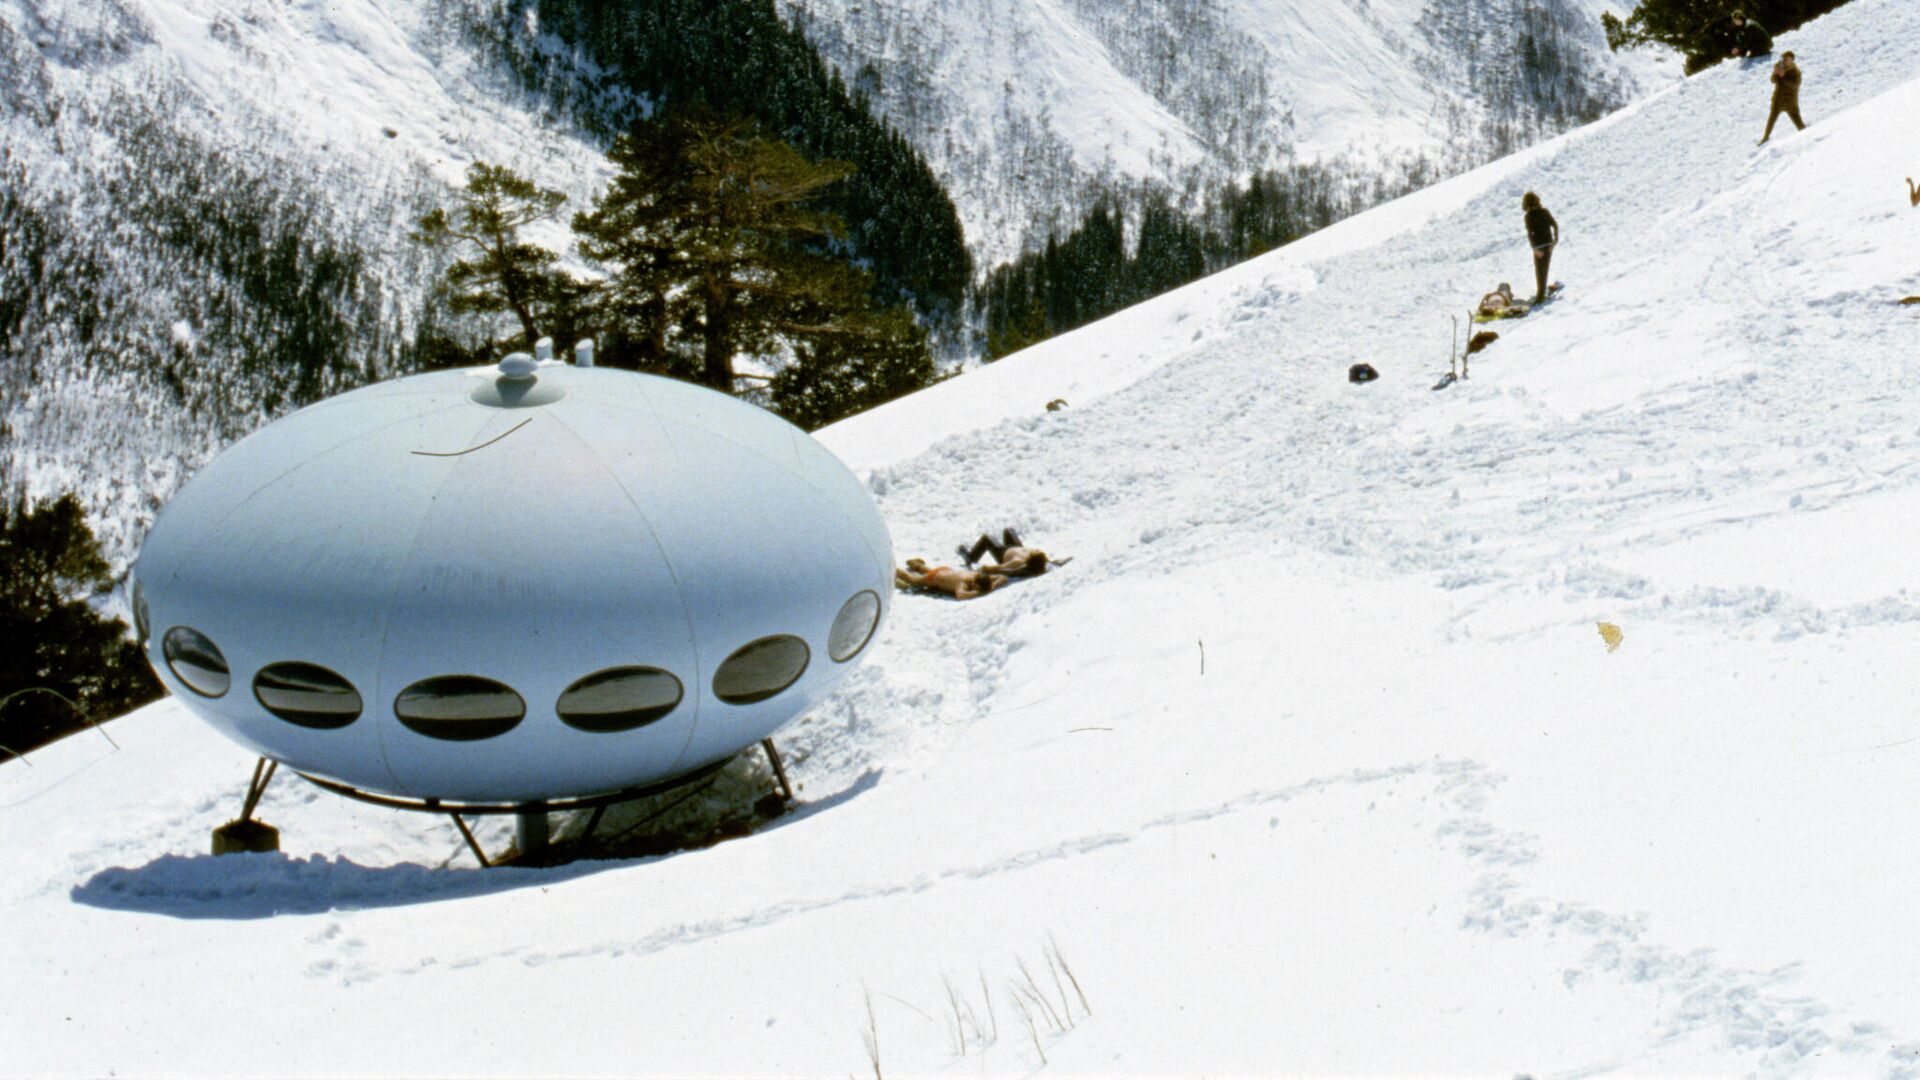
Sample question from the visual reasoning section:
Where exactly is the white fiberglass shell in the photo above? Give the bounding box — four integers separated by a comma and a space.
132, 362, 892, 802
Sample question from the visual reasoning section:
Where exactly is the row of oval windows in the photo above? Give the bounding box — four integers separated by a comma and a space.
154, 591, 881, 742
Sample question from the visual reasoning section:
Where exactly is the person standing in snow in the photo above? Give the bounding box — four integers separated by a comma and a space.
1725, 11, 1772, 60
1758, 52, 1806, 144
1521, 192, 1559, 305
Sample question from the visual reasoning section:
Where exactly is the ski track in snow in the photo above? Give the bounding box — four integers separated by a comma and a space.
78, 755, 1919, 1074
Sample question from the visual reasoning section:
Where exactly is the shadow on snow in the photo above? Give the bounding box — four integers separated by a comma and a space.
69, 769, 883, 920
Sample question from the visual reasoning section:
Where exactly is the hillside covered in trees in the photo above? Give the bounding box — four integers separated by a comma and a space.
447, 0, 972, 330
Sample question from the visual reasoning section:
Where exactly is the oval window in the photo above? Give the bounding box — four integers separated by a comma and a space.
132, 581, 149, 644
394, 676, 525, 741
828, 590, 882, 663
163, 626, 230, 698
557, 667, 683, 733
254, 662, 362, 730
713, 636, 810, 705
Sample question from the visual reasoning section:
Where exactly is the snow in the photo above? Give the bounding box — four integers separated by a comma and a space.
156, 0, 611, 195
7, 0, 1920, 1075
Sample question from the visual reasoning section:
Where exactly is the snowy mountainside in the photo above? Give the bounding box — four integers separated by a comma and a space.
6, 0, 1920, 1075
782, 0, 1668, 262
0, 0, 615, 567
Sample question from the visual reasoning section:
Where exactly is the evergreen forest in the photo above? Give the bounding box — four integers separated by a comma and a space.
445, 0, 973, 330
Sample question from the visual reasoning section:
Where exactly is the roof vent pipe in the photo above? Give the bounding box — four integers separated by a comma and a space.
534, 337, 554, 363
575, 338, 596, 368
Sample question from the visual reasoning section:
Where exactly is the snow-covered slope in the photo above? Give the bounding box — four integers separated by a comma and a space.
7, 1, 1920, 1075
5, 0, 610, 208
782, 0, 1672, 262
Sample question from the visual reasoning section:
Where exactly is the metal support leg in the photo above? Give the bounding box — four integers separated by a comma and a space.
449, 813, 491, 869
578, 804, 609, 846
515, 811, 549, 859
239, 757, 278, 823
213, 757, 281, 856
761, 738, 795, 803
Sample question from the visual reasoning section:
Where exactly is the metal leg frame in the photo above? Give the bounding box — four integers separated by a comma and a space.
448, 813, 491, 869
761, 738, 795, 804
239, 758, 278, 823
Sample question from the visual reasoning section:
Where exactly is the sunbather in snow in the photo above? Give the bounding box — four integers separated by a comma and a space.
1478, 283, 1526, 318
896, 558, 1006, 601
957, 528, 1071, 577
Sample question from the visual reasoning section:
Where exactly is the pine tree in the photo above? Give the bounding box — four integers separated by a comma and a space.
462, 0, 971, 328
770, 307, 935, 430
0, 485, 159, 760
413, 162, 574, 352
574, 110, 933, 406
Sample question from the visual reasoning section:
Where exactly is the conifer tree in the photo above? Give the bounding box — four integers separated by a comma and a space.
0, 484, 159, 759
465, 0, 971, 328
770, 307, 935, 430
573, 110, 930, 399
413, 162, 574, 352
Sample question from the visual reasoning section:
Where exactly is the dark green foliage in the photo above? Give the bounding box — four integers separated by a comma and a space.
447, 0, 971, 328
979, 157, 1440, 359
572, 109, 935, 416
0, 483, 160, 761
1602, 0, 1850, 73
770, 309, 937, 431
414, 163, 576, 352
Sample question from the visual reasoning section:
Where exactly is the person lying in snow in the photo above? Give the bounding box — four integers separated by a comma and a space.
956, 528, 1072, 577
895, 558, 1007, 601
1478, 283, 1525, 318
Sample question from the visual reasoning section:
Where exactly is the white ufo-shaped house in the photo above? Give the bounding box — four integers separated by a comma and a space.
132, 353, 891, 805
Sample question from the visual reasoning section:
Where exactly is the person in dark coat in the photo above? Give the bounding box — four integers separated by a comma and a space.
1726, 12, 1772, 60
1521, 192, 1559, 305
1758, 51, 1806, 144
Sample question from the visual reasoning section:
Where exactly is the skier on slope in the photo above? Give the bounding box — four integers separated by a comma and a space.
1521, 192, 1559, 305
1758, 51, 1806, 144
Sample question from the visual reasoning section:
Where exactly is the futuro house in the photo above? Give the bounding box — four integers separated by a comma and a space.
132, 352, 892, 805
